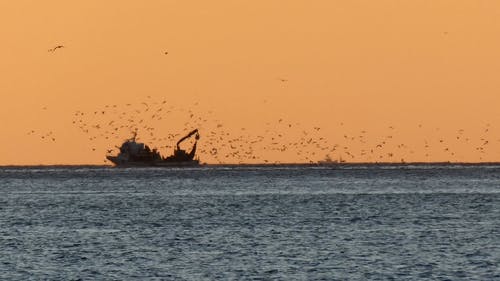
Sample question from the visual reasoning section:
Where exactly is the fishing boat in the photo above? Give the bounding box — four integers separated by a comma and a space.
106, 129, 200, 167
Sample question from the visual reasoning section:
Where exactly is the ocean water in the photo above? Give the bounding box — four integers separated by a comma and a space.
1, 164, 500, 280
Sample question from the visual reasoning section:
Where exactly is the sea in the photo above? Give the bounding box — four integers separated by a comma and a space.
1, 164, 499, 280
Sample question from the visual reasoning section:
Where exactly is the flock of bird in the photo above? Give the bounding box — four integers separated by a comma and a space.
28, 94, 499, 164
65, 99, 340, 164
39, 44, 499, 163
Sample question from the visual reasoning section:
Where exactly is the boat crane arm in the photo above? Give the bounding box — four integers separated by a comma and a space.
176, 129, 199, 150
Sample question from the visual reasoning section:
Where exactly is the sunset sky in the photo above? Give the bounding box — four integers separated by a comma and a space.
1, 1, 500, 165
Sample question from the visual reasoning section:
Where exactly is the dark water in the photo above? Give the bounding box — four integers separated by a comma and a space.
1, 165, 500, 280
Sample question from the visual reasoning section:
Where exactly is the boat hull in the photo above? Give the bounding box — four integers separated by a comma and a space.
106, 156, 199, 167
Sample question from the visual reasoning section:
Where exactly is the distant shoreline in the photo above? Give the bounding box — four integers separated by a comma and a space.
1, 162, 500, 168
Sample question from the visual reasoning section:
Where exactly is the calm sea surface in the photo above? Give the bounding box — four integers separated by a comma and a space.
1, 165, 500, 280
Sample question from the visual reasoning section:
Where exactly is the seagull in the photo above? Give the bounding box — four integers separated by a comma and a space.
48, 45, 64, 52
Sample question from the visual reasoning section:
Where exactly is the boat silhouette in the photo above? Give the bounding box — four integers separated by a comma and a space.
106, 129, 200, 167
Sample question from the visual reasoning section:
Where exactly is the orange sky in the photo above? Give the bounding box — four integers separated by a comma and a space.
1, 1, 500, 165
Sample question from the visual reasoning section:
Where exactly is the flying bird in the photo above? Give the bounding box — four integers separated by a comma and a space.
48, 45, 65, 52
